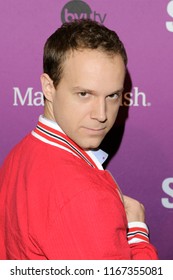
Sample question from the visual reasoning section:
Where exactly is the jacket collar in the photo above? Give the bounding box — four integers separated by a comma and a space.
32, 115, 107, 169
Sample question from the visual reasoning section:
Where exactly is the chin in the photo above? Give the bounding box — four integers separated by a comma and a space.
76, 137, 104, 151
82, 142, 102, 151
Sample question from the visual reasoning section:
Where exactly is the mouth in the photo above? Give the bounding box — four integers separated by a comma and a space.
83, 127, 106, 135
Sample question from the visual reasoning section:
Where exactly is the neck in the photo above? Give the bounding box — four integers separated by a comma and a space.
43, 101, 55, 122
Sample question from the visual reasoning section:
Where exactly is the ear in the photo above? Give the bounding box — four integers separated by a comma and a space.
40, 73, 55, 102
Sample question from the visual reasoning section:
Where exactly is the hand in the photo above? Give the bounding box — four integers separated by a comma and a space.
123, 195, 145, 223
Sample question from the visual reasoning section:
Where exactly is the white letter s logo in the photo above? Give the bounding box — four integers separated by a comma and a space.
161, 178, 173, 208
166, 1, 173, 32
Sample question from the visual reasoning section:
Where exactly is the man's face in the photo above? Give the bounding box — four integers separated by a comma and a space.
47, 49, 125, 150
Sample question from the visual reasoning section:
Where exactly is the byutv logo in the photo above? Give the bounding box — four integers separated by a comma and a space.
61, 0, 106, 24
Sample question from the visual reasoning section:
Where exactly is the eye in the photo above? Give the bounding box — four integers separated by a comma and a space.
107, 91, 122, 101
107, 93, 119, 100
78, 92, 89, 97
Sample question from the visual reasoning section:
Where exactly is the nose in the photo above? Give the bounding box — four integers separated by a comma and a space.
90, 98, 107, 122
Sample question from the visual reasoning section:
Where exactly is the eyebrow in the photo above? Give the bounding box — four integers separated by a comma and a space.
72, 86, 95, 93
110, 88, 124, 95
72, 86, 124, 95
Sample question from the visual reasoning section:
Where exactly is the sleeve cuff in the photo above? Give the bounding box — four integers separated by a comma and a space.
127, 222, 149, 244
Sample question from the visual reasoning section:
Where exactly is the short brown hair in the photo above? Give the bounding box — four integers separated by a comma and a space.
43, 19, 127, 88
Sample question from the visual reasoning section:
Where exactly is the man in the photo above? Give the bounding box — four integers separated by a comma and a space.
0, 19, 158, 259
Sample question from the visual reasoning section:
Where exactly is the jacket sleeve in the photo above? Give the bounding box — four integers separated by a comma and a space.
28, 183, 158, 259
127, 222, 158, 259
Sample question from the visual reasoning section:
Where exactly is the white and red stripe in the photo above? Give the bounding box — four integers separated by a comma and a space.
127, 222, 149, 244
32, 117, 99, 169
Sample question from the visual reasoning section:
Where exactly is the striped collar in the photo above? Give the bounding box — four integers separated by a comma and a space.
32, 115, 107, 170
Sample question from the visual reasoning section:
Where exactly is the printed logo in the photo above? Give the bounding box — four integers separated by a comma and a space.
161, 178, 173, 208
12, 86, 151, 107
166, 0, 173, 32
13, 87, 44, 106
122, 87, 151, 107
61, 0, 106, 24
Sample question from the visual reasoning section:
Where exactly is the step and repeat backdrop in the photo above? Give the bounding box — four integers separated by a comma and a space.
0, 0, 173, 260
